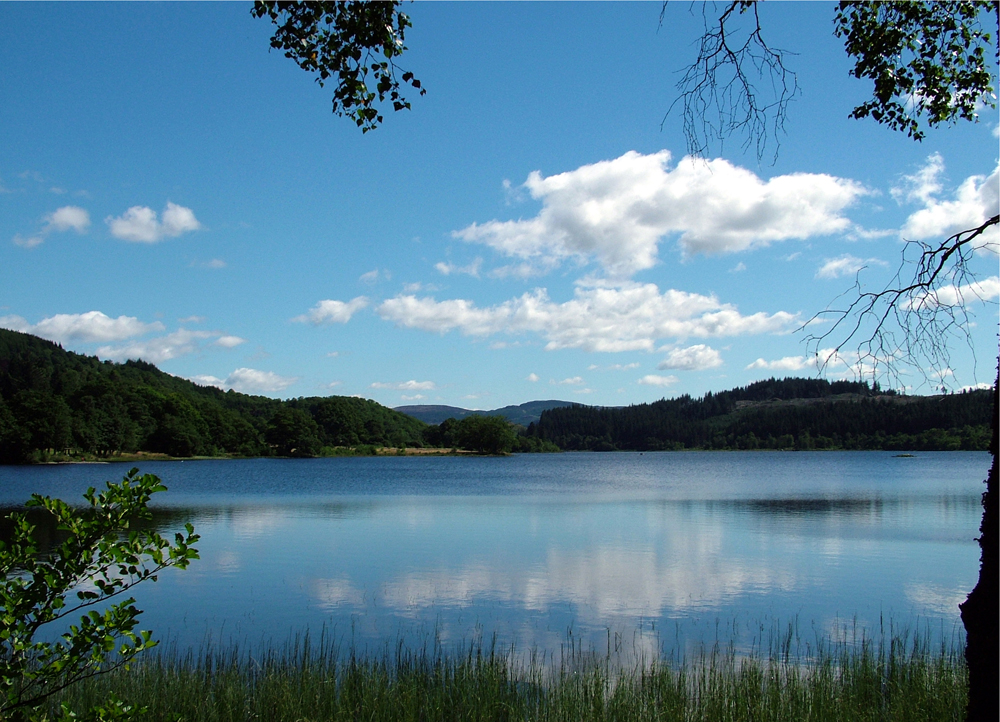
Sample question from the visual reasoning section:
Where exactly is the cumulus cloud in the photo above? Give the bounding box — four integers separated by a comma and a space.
906, 275, 1000, 308
453, 150, 864, 278
106, 202, 201, 243
359, 268, 391, 283
193, 368, 298, 394
638, 374, 678, 387
897, 156, 999, 249
97, 328, 212, 364
657, 344, 723, 371
435, 258, 482, 277
745, 348, 867, 377
746, 355, 813, 372
815, 254, 887, 280
12, 235, 45, 248
293, 297, 369, 325
44, 206, 90, 233
12, 205, 91, 248
552, 376, 585, 385
376, 283, 795, 353
370, 380, 437, 391
526, 373, 540, 382
214, 335, 246, 348
0, 311, 163, 344
589, 362, 640, 371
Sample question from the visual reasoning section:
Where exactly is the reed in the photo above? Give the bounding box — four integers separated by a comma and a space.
47, 626, 967, 722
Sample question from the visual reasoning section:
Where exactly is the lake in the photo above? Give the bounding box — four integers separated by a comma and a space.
0, 451, 986, 660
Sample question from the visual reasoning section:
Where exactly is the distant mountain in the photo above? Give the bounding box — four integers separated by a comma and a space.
395, 399, 576, 426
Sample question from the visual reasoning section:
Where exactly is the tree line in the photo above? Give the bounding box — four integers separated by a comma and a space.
527, 377, 992, 452
1, 330, 991, 463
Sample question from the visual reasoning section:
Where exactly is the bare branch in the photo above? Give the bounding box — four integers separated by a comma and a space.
664, 0, 798, 164
803, 215, 999, 391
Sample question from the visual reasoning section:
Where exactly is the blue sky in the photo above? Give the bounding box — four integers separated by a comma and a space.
1, 2, 997, 409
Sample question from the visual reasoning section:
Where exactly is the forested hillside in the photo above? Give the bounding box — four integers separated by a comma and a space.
528, 378, 993, 452
0, 329, 426, 463
1, 330, 991, 462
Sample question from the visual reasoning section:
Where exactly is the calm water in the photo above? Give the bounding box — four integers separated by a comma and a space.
0, 452, 987, 658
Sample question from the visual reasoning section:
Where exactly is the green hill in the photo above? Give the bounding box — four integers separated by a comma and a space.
528, 377, 993, 452
0, 329, 426, 463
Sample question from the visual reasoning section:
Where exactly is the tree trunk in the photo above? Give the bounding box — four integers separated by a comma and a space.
960, 357, 998, 722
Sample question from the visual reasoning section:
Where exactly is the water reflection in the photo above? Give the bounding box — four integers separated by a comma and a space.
0, 452, 986, 656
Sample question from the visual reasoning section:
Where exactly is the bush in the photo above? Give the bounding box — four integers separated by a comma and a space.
0, 469, 198, 721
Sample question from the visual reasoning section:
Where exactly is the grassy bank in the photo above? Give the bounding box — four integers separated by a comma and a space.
47, 631, 966, 722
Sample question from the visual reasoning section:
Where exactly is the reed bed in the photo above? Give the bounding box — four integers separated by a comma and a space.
48, 627, 967, 722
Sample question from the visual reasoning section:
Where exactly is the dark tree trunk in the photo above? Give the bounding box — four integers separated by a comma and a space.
960, 358, 998, 722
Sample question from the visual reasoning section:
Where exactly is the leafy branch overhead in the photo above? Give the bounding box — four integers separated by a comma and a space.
669, 0, 998, 159
835, 0, 998, 141
253, 0, 424, 133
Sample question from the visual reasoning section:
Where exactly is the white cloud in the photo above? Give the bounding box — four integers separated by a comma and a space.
293, 296, 369, 325
12, 235, 44, 248
892, 152, 945, 205
453, 150, 864, 278
898, 156, 999, 249
729, 262, 746, 273
552, 376, 585, 385
370, 380, 437, 391
202, 259, 226, 269
745, 348, 866, 376
178, 315, 206, 324
97, 328, 212, 363
815, 254, 887, 280
376, 283, 795, 353
588, 362, 640, 371
637, 374, 679, 387
13, 205, 91, 248
906, 275, 1000, 309
194, 369, 299, 394
401, 394, 426, 401
44, 206, 90, 233
106, 202, 201, 243
0, 311, 163, 344
214, 335, 246, 348
746, 355, 812, 371
224, 368, 298, 394
359, 268, 391, 283
435, 258, 482, 277
657, 344, 723, 371
526, 373, 540, 382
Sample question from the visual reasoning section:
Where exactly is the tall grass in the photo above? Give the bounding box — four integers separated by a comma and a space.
49, 625, 966, 722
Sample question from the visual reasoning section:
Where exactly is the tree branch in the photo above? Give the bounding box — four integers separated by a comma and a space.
803, 215, 999, 390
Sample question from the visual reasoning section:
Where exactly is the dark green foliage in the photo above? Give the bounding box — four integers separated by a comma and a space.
266, 406, 322, 457
421, 415, 520, 454
289, 396, 426, 449
0, 330, 426, 463
453, 415, 518, 455
0, 469, 198, 721
530, 377, 993, 452
834, 1, 997, 140
252, 1, 424, 132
